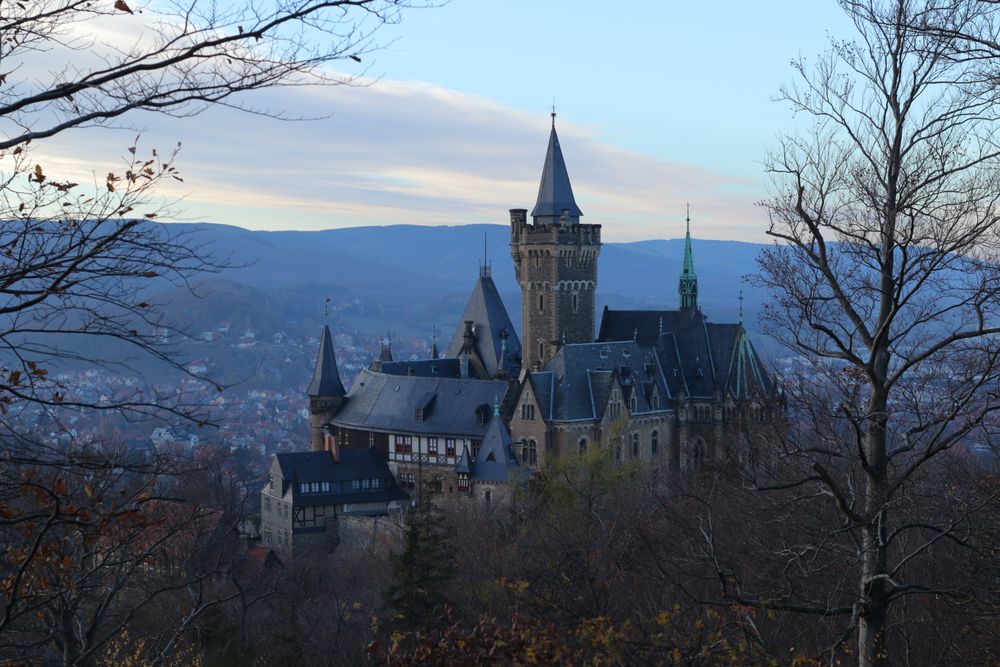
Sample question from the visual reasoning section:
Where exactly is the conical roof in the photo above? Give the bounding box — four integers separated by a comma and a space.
445, 274, 521, 377
307, 325, 346, 397
470, 407, 525, 483
530, 121, 582, 223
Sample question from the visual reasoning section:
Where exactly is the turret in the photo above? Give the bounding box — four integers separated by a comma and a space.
307, 324, 346, 452
511, 114, 601, 368
679, 205, 698, 311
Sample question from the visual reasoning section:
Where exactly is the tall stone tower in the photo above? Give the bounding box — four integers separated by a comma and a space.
307, 323, 346, 451
510, 114, 601, 369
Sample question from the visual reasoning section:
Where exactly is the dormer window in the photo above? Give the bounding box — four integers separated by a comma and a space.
415, 407, 424, 422
629, 396, 636, 412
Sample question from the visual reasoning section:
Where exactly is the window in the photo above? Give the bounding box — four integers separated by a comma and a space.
394, 434, 412, 454
538, 293, 544, 313
692, 439, 706, 468
399, 472, 416, 489
579, 438, 587, 455
362, 479, 371, 490
264, 497, 271, 512
310, 482, 319, 493
652, 394, 659, 409
373, 478, 382, 489
445, 438, 456, 456
428, 437, 438, 455
572, 293, 579, 313
651, 430, 659, 455
352, 479, 361, 490
521, 403, 535, 421
268, 475, 275, 491
458, 474, 469, 490
538, 341, 544, 361
629, 396, 636, 412
415, 408, 424, 421
472, 440, 482, 458
521, 439, 537, 465
320, 481, 330, 492
299, 483, 308, 494
631, 432, 640, 458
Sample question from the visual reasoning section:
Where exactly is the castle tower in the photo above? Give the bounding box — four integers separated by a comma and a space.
307, 324, 346, 451
510, 114, 601, 368
679, 205, 698, 310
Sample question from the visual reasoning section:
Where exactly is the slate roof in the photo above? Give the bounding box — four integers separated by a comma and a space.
469, 408, 528, 483
306, 325, 345, 397
541, 340, 669, 421
531, 122, 583, 224
334, 368, 511, 437
596, 308, 772, 400
379, 358, 461, 378
272, 449, 409, 506
444, 274, 521, 378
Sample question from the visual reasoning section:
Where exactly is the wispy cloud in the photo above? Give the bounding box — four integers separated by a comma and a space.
31, 77, 770, 242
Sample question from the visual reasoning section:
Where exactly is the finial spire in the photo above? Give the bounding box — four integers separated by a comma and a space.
323, 296, 330, 324
739, 290, 745, 325
551, 96, 556, 127
679, 204, 698, 310
493, 393, 500, 417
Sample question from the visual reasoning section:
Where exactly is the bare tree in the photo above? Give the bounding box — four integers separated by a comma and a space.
0, 2, 429, 663
0, 0, 424, 150
747, 1, 1000, 664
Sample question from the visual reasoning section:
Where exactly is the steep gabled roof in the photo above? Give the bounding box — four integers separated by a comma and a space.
470, 410, 527, 483
597, 308, 772, 400
334, 369, 511, 437
531, 121, 583, 224
307, 325, 345, 397
445, 274, 521, 378
541, 340, 667, 421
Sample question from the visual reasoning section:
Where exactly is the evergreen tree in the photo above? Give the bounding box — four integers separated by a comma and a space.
383, 501, 454, 630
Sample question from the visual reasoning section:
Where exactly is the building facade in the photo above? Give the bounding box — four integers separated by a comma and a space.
274, 114, 779, 514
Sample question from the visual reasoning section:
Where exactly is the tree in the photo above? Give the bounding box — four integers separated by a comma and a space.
383, 501, 454, 630
0, 1, 428, 663
0, 0, 422, 151
749, 1, 1000, 664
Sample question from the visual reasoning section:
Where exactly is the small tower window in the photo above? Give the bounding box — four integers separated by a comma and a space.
538, 293, 544, 313
572, 293, 579, 314
651, 430, 659, 455
579, 438, 587, 455
631, 432, 640, 458
538, 341, 545, 361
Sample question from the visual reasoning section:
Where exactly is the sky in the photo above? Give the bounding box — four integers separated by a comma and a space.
34, 0, 856, 243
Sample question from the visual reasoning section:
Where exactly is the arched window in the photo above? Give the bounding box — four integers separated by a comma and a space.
579, 438, 587, 455
692, 438, 706, 468
521, 439, 537, 465
651, 430, 659, 455
631, 432, 640, 458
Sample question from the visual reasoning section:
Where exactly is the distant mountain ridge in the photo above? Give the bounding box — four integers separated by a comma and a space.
159, 222, 774, 352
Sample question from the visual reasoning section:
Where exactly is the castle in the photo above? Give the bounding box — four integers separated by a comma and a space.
261, 116, 777, 553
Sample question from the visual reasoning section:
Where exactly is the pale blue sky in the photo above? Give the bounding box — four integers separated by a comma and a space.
38, 1, 856, 242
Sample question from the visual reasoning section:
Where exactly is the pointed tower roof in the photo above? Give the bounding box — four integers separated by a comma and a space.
679, 204, 698, 310
445, 274, 522, 378
530, 115, 583, 224
454, 444, 472, 474
470, 407, 526, 483
307, 325, 346, 397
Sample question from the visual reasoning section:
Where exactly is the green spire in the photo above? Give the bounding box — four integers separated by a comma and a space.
679, 203, 698, 309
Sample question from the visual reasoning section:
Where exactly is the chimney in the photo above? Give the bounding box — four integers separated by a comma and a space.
323, 424, 339, 462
